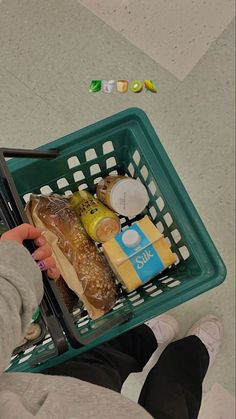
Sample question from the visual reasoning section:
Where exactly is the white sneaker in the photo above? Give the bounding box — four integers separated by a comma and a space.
186, 314, 224, 367
146, 314, 179, 346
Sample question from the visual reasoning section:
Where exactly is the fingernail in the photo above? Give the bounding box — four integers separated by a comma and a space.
37, 261, 46, 270
37, 237, 46, 246
32, 250, 42, 260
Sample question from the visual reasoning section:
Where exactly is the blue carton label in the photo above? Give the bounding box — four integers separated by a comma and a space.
115, 224, 164, 283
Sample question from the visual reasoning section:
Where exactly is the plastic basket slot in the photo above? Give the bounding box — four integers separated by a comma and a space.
40, 185, 53, 195
85, 148, 97, 161
113, 303, 124, 310
149, 206, 157, 220
161, 277, 174, 284
24, 346, 36, 354
68, 156, 80, 169
106, 157, 117, 169
48, 344, 54, 350
150, 289, 163, 297
171, 229, 182, 244
156, 197, 165, 211
57, 178, 69, 189
64, 190, 73, 196
115, 298, 125, 304
168, 280, 181, 288
94, 177, 103, 185
73, 170, 85, 182
120, 218, 127, 225
18, 354, 32, 364
179, 246, 190, 260
145, 285, 157, 293
129, 294, 141, 302
8, 202, 13, 211
77, 314, 89, 322
156, 221, 164, 233
42, 337, 52, 345
109, 170, 118, 176
77, 319, 89, 328
164, 212, 173, 227
132, 150, 141, 166
127, 290, 137, 297
140, 165, 149, 180
128, 163, 135, 176
159, 275, 169, 280
173, 253, 180, 265
165, 237, 172, 248
132, 298, 144, 306
78, 183, 88, 191
73, 307, 83, 318
90, 164, 101, 175
23, 193, 32, 203
142, 282, 154, 289
103, 141, 114, 154
37, 343, 53, 354
148, 181, 157, 196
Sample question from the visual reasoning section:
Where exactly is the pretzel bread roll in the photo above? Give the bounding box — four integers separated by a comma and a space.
27, 195, 117, 319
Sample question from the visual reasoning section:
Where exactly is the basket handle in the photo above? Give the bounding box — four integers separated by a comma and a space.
0, 148, 70, 362
0, 197, 69, 365
0, 148, 59, 225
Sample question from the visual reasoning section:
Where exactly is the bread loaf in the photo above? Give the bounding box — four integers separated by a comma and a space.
26, 195, 118, 319
55, 276, 79, 312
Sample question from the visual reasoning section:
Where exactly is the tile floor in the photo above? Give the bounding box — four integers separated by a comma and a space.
0, 0, 235, 411
79, 0, 235, 79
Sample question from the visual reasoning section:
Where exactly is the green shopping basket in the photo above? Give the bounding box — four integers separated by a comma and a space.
4, 107, 226, 373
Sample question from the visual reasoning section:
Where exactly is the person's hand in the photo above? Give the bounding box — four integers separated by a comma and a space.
1, 223, 60, 280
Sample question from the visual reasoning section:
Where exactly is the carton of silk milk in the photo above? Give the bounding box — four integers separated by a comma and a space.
102, 216, 176, 292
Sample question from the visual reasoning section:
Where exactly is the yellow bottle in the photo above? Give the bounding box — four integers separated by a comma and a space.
70, 191, 121, 243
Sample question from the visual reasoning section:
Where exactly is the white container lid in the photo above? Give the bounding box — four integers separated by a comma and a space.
110, 178, 149, 217
122, 229, 141, 248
